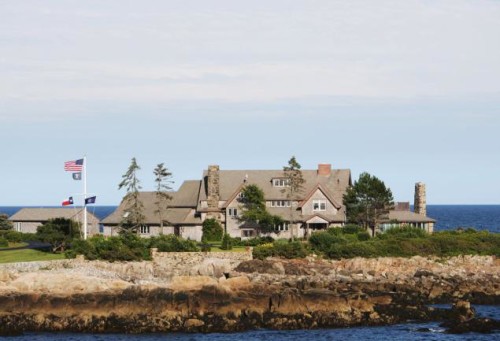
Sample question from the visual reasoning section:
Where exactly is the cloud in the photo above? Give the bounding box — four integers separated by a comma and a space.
1, 0, 499, 122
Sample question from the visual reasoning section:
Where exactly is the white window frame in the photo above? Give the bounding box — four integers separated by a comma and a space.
272, 178, 290, 187
312, 199, 327, 211
275, 222, 289, 231
228, 208, 238, 217
270, 200, 291, 207
140, 225, 150, 234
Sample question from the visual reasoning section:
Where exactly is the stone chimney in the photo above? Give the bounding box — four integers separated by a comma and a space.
414, 182, 426, 216
318, 163, 332, 176
207, 165, 220, 209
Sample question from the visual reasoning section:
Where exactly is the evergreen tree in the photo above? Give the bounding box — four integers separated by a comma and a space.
153, 163, 174, 229
0, 214, 13, 230
118, 157, 145, 233
282, 156, 305, 239
343, 172, 394, 236
240, 184, 283, 235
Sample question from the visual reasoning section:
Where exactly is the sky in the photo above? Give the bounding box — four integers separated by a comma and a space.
1, 0, 499, 206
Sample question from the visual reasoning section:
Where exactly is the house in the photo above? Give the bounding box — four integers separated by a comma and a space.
101, 180, 203, 239
103, 163, 436, 240
379, 183, 435, 233
198, 164, 351, 239
9, 208, 101, 235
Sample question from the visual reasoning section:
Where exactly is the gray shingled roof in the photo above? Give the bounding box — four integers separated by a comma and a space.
386, 210, 436, 223
198, 168, 351, 211
9, 208, 100, 223
102, 181, 201, 225
170, 180, 201, 207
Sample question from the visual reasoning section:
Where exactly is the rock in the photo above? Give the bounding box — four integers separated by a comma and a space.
168, 276, 218, 291
184, 318, 205, 328
220, 276, 251, 290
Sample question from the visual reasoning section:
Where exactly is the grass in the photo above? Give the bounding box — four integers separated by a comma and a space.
210, 246, 247, 252
0, 249, 65, 264
0, 242, 28, 249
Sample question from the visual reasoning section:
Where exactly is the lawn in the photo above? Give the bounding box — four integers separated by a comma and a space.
210, 246, 248, 252
0, 249, 65, 264
0, 242, 28, 249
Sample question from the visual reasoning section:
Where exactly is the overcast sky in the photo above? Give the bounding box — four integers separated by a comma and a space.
1, 0, 499, 206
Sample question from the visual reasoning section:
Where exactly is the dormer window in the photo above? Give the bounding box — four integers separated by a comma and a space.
313, 199, 327, 211
272, 178, 290, 187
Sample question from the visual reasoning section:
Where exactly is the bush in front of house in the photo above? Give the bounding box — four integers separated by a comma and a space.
0, 230, 38, 243
201, 218, 224, 242
65, 233, 150, 261
149, 234, 199, 252
231, 236, 274, 247
253, 239, 309, 260
220, 233, 233, 250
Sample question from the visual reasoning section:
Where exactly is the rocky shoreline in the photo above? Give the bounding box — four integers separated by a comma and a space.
0, 255, 498, 335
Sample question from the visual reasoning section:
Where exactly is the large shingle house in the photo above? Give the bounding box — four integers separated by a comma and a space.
102, 163, 435, 240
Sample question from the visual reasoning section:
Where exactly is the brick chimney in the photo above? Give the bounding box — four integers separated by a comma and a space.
207, 165, 220, 210
318, 163, 331, 176
414, 182, 426, 216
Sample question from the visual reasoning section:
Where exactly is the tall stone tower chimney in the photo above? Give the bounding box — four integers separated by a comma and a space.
207, 165, 220, 210
414, 182, 426, 216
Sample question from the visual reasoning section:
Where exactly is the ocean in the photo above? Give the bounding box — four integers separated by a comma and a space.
1, 205, 500, 233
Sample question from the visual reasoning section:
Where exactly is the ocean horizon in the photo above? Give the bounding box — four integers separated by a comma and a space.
1, 205, 499, 233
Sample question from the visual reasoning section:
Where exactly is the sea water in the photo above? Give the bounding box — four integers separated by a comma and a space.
2, 205, 500, 233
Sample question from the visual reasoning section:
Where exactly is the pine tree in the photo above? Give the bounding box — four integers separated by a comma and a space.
343, 172, 394, 236
282, 156, 305, 239
118, 157, 145, 233
153, 163, 174, 229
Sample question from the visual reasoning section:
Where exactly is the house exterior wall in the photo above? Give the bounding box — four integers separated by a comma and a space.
14, 216, 100, 236
301, 189, 338, 216
179, 225, 203, 241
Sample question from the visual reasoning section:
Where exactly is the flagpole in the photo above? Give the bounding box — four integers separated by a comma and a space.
83, 155, 88, 240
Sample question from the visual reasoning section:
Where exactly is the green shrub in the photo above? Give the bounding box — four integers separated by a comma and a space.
202, 218, 224, 242
220, 233, 233, 250
273, 239, 309, 259
0, 237, 8, 247
150, 234, 199, 253
252, 243, 274, 260
309, 231, 345, 253
356, 231, 371, 241
233, 236, 274, 247
0, 230, 37, 243
380, 226, 428, 239
342, 224, 365, 234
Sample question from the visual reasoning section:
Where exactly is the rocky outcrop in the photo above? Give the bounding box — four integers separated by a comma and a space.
0, 255, 498, 334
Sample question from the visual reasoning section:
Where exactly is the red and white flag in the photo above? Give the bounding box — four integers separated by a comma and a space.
64, 159, 83, 172
62, 197, 74, 206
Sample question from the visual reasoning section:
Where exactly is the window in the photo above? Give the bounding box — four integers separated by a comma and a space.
270, 200, 291, 207
275, 223, 289, 231
99, 224, 104, 234
140, 225, 150, 234
228, 208, 238, 217
242, 229, 255, 237
313, 199, 327, 211
272, 178, 290, 187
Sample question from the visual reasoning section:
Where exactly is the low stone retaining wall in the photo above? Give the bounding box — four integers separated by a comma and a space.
0, 249, 253, 280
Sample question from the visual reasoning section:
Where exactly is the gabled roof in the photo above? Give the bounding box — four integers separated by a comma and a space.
386, 210, 436, 223
9, 208, 100, 223
198, 168, 351, 210
102, 180, 201, 225
298, 184, 342, 209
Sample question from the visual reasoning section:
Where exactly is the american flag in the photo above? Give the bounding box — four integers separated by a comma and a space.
64, 159, 84, 172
